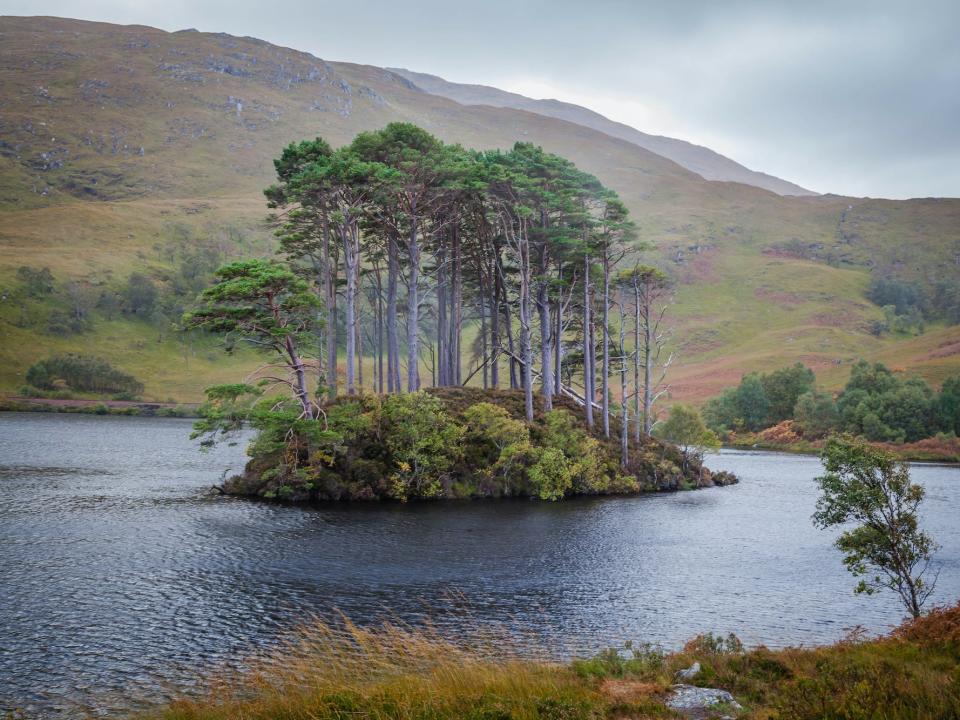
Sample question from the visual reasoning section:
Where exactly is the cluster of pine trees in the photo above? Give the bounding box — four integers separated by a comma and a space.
252, 122, 671, 460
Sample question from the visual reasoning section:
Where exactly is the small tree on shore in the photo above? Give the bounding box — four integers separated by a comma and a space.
813, 436, 939, 618
656, 404, 719, 473
185, 259, 320, 419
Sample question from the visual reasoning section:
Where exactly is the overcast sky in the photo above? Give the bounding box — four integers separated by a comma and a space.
3, 0, 958, 198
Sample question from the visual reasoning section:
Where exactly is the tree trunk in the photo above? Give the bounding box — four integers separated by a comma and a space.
437, 238, 448, 386
375, 266, 384, 394
343, 220, 358, 396
602, 255, 610, 439
503, 271, 519, 390
554, 263, 563, 396
537, 274, 553, 411
536, 215, 553, 411
452, 225, 462, 386
519, 227, 534, 422
323, 215, 337, 401
312, 255, 324, 394
479, 270, 488, 389
619, 286, 628, 468
491, 252, 501, 389
285, 334, 312, 418
407, 211, 421, 392
356, 303, 363, 392
643, 301, 653, 436
583, 252, 594, 429
387, 232, 400, 394
634, 281, 642, 443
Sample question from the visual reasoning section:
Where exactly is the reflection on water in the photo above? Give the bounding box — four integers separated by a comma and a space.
1, 412, 958, 716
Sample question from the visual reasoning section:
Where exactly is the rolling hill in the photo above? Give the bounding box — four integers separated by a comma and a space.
1, 15, 958, 403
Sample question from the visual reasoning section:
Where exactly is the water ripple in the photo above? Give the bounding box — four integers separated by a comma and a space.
1, 412, 958, 717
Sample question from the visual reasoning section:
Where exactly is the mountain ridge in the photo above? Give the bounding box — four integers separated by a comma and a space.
388, 67, 817, 198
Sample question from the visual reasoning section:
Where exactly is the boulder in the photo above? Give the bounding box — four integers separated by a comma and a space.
675, 661, 701, 680
667, 684, 742, 717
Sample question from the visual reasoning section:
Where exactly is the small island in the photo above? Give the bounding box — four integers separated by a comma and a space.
216, 387, 736, 502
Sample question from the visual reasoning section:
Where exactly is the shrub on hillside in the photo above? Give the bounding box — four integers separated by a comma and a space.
16, 266, 55, 297
463, 402, 532, 493
837, 362, 937, 442
25, 354, 143, 396
123, 272, 158, 316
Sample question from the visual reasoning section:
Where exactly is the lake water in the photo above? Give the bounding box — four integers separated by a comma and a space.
1, 411, 958, 716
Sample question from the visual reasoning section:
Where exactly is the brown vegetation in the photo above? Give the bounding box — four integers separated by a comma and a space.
139, 604, 960, 720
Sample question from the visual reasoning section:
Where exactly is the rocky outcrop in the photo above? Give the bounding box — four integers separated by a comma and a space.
700, 469, 739, 488
667, 684, 743, 718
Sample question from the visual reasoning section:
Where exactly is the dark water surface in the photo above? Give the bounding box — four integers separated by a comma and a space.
1, 411, 958, 716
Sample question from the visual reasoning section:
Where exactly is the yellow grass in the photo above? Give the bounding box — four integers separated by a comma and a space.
135, 605, 960, 720
143, 618, 602, 720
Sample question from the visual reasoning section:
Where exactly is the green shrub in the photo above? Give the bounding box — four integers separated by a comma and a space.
463, 402, 532, 493
794, 390, 839, 438
540, 409, 608, 493
529, 447, 573, 501
684, 632, 744, 655
380, 392, 465, 500
16, 265, 55, 297
776, 654, 914, 720
25, 354, 143, 396
572, 642, 665, 680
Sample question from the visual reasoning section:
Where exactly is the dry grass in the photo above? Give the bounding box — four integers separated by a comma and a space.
144, 618, 606, 720
133, 605, 960, 720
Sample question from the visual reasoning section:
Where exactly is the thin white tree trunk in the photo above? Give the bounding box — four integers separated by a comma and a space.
619, 286, 628, 467
387, 233, 400, 393
583, 252, 593, 429
634, 281, 642, 443
407, 211, 421, 392
343, 221, 359, 396
602, 256, 611, 439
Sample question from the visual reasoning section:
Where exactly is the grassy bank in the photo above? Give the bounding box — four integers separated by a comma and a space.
138, 606, 960, 720
0, 396, 198, 418
726, 423, 960, 463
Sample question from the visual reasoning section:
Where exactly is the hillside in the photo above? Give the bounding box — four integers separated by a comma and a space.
388, 67, 817, 196
1, 16, 959, 403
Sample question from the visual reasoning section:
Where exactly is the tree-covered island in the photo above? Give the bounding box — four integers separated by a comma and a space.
186, 124, 736, 501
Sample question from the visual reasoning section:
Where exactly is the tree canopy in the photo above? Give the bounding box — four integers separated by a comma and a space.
814, 436, 939, 618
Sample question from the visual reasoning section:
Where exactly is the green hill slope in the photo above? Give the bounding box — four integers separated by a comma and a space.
1, 16, 958, 402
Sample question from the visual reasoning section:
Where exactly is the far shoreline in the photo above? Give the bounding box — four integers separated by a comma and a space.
3, 398, 957, 465
0, 395, 200, 418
